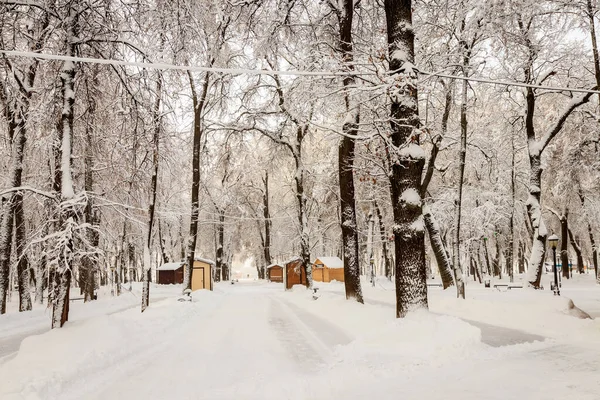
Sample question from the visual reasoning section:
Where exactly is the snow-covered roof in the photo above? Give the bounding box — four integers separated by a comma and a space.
157, 262, 184, 271
283, 256, 302, 265
313, 256, 343, 269
194, 257, 215, 265
267, 264, 282, 269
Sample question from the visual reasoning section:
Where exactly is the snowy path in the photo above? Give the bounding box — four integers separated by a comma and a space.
2, 281, 599, 400
59, 289, 353, 400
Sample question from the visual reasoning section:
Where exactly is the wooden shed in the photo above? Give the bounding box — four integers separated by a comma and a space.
191, 257, 215, 291
266, 264, 283, 283
157, 262, 185, 285
285, 257, 307, 290
312, 256, 345, 283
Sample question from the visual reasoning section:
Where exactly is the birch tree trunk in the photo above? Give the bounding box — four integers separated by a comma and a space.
385, 0, 428, 317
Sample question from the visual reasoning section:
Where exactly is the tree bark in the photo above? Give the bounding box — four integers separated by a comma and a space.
560, 209, 570, 279
508, 130, 516, 282
14, 193, 32, 311
483, 238, 492, 277
183, 70, 211, 293
332, 0, 363, 302
52, 16, 78, 327
577, 186, 598, 283
385, 0, 428, 317
215, 209, 225, 283
142, 73, 163, 311
262, 171, 272, 279
452, 59, 469, 298
374, 199, 393, 281
568, 227, 584, 275
588, 0, 600, 108
423, 205, 454, 289
518, 240, 526, 274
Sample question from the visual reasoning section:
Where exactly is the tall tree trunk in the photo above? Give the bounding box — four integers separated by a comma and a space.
14, 193, 32, 311
492, 233, 501, 278
294, 148, 312, 289
588, 0, 600, 108
483, 238, 492, 277
81, 74, 98, 302
560, 209, 570, 279
158, 220, 169, 264
518, 240, 526, 274
215, 210, 225, 283
52, 22, 78, 328
423, 205, 454, 289
333, 0, 363, 302
508, 130, 516, 282
183, 71, 211, 293
519, 16, 594, 286
385, 0, 427, 317
0, 121, 22, 313
374, 199, 393, 281
577, 186, 598, 283
263, 171, 272, 277
142, 73, 163, 311
568, 227, 584, 275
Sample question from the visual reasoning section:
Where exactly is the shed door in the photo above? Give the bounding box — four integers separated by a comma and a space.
192, 267, 205, 290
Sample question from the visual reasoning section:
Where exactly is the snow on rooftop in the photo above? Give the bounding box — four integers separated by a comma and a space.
266, 264, 282, 269
314, 256, 343, 269
157, 262, 184, 271
194, 257, 215, 265
283, 256, 302, 265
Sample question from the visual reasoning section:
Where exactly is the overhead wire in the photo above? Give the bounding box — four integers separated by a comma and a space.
2, 49, 600, 94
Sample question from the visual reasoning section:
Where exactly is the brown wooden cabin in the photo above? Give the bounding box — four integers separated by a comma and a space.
191, 257, 215, 291
285, 257, 307, 289
312, 256, 345, 283
266, 264, 283, 283
157, 262, 185, 285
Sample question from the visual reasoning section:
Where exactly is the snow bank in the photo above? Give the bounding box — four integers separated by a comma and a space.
337, 310, 482, 369
0, 292, 222, 400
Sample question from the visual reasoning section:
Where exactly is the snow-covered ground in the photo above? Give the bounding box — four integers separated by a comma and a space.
1, 276, 599, 400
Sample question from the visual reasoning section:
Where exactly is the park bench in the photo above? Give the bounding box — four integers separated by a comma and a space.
426, 282, 443, 288
493, 284, 523, 291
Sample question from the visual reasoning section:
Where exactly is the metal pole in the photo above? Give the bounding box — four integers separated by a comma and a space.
553, 247, 560, 296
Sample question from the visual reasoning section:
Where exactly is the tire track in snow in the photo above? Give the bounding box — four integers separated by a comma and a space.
268, 296, 352, 370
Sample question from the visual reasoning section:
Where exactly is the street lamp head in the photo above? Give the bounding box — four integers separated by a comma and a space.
548, 234, 559, 250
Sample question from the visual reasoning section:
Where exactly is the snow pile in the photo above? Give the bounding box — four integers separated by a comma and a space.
0, 292, 222, 400
336, 310, 483, 369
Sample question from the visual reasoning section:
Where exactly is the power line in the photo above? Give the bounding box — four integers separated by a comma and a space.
0, 50, 358, 77
2, 49, 599, 94
419, 71, 600, 95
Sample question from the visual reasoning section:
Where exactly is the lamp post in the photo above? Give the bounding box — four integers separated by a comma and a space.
549, 234, 559, 296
